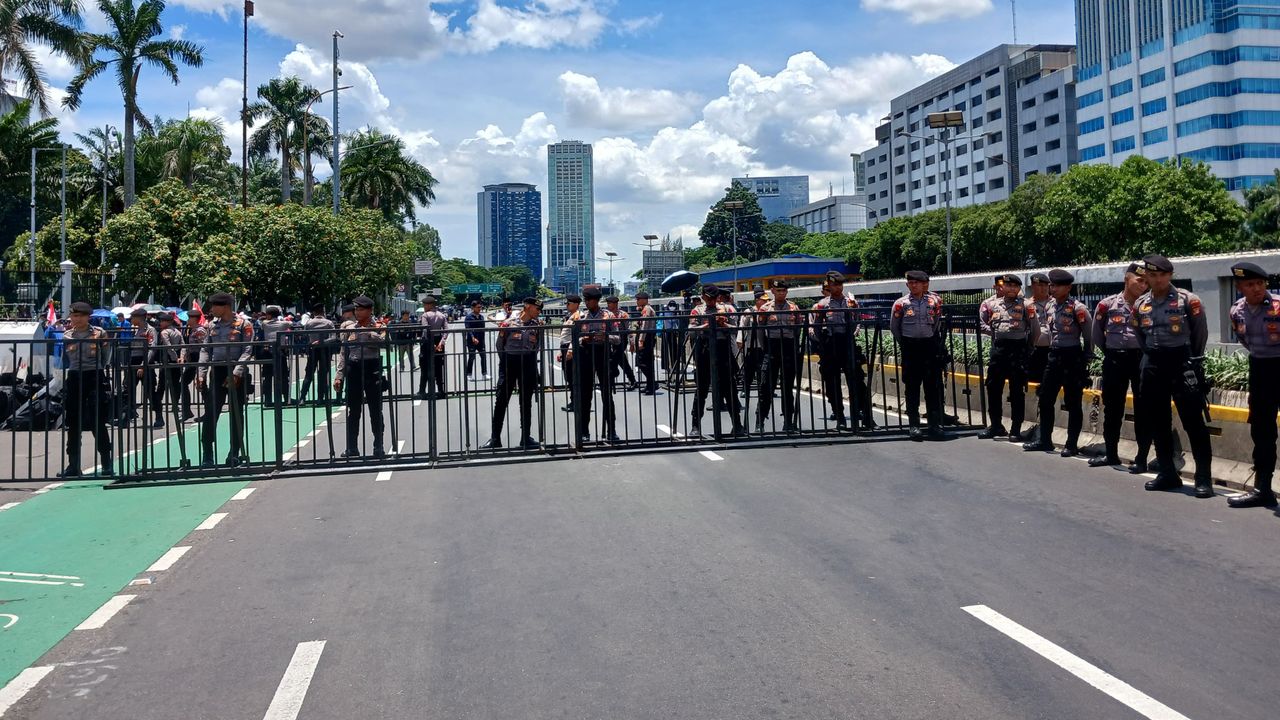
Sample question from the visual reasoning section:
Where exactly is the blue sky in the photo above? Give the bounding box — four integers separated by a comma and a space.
39, 0, 1077, 280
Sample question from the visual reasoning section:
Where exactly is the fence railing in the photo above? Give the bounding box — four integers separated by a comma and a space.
0, 308, 988, 486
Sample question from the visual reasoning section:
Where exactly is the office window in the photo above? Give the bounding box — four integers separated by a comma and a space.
895, 183, 906, 193
1078, 90, 1104, 108
988, 131, 1003, 143
973, 115, 985, 127
910, 160, 921, 171
1024, 145, 1039, 158
1112, 135, 1136, 153
879, 190, 888, 198
985, 68, 999, 78
959, 187, 970, 198
974, 160, 985, 171
972, 138, 984, 150
866, 156, 875, 167
1142, 97, 1167, 116
910, 141, 920, 151
975, 182, 986, 193
925, 155, 936, 166
1111, 107, 1135, 125
912, 199, 922, 209
1143, 127, 1168, 144
1140, 67, 1166, 87
958, 166, 969, 176
1047, 164, 1062, 174
895, 202, 907, 212
1175, 47, 1280, 76
986, 86, 1002, 100
925, 175, 936, 186
1022, 121, 1037, 134
1110, 79, 1133, 97
989, 154, 1004, 166
1175, 78, 1280, 107
990, 177, 1005, 189
1045, 114, 1060, 127
1046, 138, 1061, 151
1022, 98, 1036, 110
955, 100, 967, 111
1043, 88, 1060, 101
927, 195, 937, 205
909, 121, 920, 132
895, 165, 905, 175
956, 144, 968, 155
1025, 170, 1038, 180
878, 172, 888, 181
987, 108, 1002, 121
972, 94, 983, 106
911, 179, 921, 190
1175, 110, 1280, 137
894, 146, 904, 156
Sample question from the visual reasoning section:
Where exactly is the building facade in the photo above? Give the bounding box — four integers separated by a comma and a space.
546, 141, 595, 292
477, 183, 542, 280
731, 176, 811, 223
1073, 0, 1280, 191
641, 236, 684, 297
788, 195, 870, 234
860, 44, 1077, 225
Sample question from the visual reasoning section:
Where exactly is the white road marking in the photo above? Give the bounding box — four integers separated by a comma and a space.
146, 546, 191, 572
375, 470, 393, 482
0, 503, 20, 511
128, 577, 153, 586
281, 452, 296, 463
655, 424, 687, 439
0, 666, 54, 716
75, 595, 136, 631
32, 482, 63, 495
413, 399, 422, 407
396, 440, 405, 455
0, 571, 84, 588
698, 450, 724, 461
231, 488, 256, 501
195, 513, 228, 531
962, 604, 1193, 720
263, 640, 327, 720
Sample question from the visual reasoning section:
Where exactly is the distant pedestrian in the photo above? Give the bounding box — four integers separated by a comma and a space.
483, 298, 545, 450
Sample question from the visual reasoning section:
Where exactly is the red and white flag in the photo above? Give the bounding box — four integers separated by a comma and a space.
191, 299, 205, 326
45, 301, 56, 326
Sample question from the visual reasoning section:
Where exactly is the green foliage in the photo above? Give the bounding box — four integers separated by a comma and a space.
1241, 170, 1280, 249
339, 128, 437, 224
3, 221, 99, 270
1203, 349, 1250, 392
698, 181, 767, 262
760, 221, 805, 258
0, 99, 65, 253
683, 244, 721, 270
0, 0, 85, 116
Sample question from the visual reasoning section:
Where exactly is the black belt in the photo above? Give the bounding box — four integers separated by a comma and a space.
1049, 345, 1084, 352
993, 337, 1026, 346
1104, 347, 1141, 354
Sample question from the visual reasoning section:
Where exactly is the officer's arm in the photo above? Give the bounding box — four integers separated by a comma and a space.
890, 302, 903, 341
1230, 306, 1250, 351
1131, 303, 1146, 347
1090, 301, 1106, 350
1078, 303, 1095, 355
234, 325, 254, 377
978, 301, 994, 336
198, 339, 211, 381
1025, 305, 1040, 346
558, 320, 572, 349
1189, 295, 1208, 354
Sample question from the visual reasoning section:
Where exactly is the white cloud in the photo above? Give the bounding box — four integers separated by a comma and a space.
618, 14, 663, 35
450, 0, 609, 54
31, 43, 77, 83
558, 71, 698, 132
169, 24, 187, 40
861, 0, 993, 24
278, 44, 390, 126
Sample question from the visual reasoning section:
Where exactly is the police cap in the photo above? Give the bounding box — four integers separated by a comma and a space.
70, 301, 92, 314
753, 289, 766, 298
717, 289, 732, 299
772, 279, 790, 289
1141, 254, 1174, 273
994, 274, 1006, 285
422, 295, 437, 306
905, 270, 929, 282
353, 295, 375, 309
1002, 273, 1023, 286
635, 291, 649, 299
565, 294, 582, 304
605, 296, 620, 303
341, 303, 355, 313
522, 296, 541, 307
583, 286, 604, 300
701, 284, 719, 297
208, 292, 234, 306
825, 271, 846, 284
1125, 262, 1142, 275
129, 307, 148, 317
265, 305, 282, 317
1231, 261, 1269, 280
156, 311, 173, 322
1030, 272, 1050, 284
1048, 268, 1074, 285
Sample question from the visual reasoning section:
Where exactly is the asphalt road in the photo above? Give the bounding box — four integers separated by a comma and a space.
4, 426, 1278, 719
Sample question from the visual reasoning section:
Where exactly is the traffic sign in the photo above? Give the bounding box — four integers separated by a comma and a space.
413, 259, 434, 275
449, 283, 504, 295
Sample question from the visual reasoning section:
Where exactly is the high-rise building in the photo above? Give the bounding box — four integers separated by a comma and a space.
859, 44, 1077, 225
546, 140, 594, 292
477, 183, 542, 280
731, 176, 811, 223
788, 195, 870, 234
641, 236, 685, 295
1073, 0, 1280, 191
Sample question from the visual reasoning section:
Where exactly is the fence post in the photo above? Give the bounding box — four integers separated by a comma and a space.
59, 260, 75, 313
273, 333, 285, 470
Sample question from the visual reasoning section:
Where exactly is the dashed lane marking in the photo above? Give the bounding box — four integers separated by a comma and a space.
32, 483, 63, 495
195, 513, 228, 531
962, 604, 1192, 720
0, 571, 85, 588
146, 546, 190, 573
74, 595, 136, 631
231, 488, 256, 501
698, 450, 724, 462
0, 665, 53, 716
263, 641, 327, 720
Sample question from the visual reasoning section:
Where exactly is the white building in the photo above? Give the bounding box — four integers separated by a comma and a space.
788, 195, 869, 234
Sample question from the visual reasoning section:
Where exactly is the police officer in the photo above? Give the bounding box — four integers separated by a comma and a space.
1022, 269, 1092, 456
811, 271, 873, 430
978, 274, 1038, 441
1133, 254, 1214, 498
258, 305, 294, 406
197, 293, 254, 468
737, 289, 768, 399
464, 300, 490, 381
154, 311, 185, 426
558, 294, 581, 411
1027, 272, 1053, 384
179, 307, 206, 421
689, 284, 745, 438
606, 296, 639, 389
632, 292, 660, 395
334, 295, 387, 458
484, 297, 545, 450
1226, 261, 1279, 508
417, 295, 449, 400
297, 303, 335, 406
1089, 263, 1152, 471
756, 280, 803, 434
61, 301, 114, 477
562, 286, 621, 444
124, 307, 161, 427
891, 270, 946, 441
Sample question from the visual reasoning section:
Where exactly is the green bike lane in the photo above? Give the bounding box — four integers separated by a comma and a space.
0, 399, 338, 688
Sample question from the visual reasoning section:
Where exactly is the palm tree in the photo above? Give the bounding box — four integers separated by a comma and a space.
74, 123, 121, 221
293, 110, 331, 205
62, 0, 204, 207
340, 128, 437, 223
0, 0, 84, 116
246, 76, 314, 203
141, 116, 228, 188
0, 97, 59, 245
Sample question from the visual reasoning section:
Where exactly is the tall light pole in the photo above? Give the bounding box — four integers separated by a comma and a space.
302, 85, 349, 205
604, 251, 624, 292
29, 145, 67, 287
331, 30, 343, 216
100, 125, 113, 306
242, 0, 253, 208
897, 110, 972, 276
721, 200, 745, 292
635, 234, 659, 293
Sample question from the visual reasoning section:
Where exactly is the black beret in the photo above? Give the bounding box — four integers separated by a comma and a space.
994, 275, 1006, 284
825, 271, 846, 283
156, 311, 174, 321
1231, 261, 1269, 280
635, 292, 649, 299
341, 303, 355, 313
208, 292, 234, 305
1002, 273, 1023, 286
353, 295, 374, 308
717, 289, 732, 298
522, 296, 539, 306
1125, 262, 1142, 274
583, 287, 603, 300
905, 270, 929, 282
565, 294, 582, 303
753, 289, 766, 298
605, 296, 620, 303
772, 279, 790, 289
422, 295, 437, 305
1141, 254, 1173, 273
1030, 272, 1050, 284
309, 303, 325, 314
188, 306, 203, 316
701, 284, 719, 296
70, 301, 92, 314
129, 307, 148, 317
1048, 268, 1074, 285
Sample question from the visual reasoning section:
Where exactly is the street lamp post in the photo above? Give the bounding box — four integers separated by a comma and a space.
604, 251, 624, 293
100, 125, 113, 306
897, 111, 972, 276
242, 0, 254, 208
331, 30, 343, 216
721, 200, 745, 292
302, 85, 350, 205
29, 145, 68, 288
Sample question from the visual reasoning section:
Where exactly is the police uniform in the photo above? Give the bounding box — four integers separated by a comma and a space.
756, 281, 803, 433
124, 308, 161, 427
1024, 269, 1092, 455
154, 313, 185, 425
298, 307, 336, 405
258, 307, 294, 406
198, 294, 254, 467
561, 288, 620, 443
607, 298, 638, 389
417, 298, 449, 399
559, 296, 581, 410
978, 274, 1038, 440
689, 286, 745, 437
463, 305, 489, 379
811, 272, 872, 430
1089, 265, 1152, 470
179, 311, 207, 420
484, 299, 545, 449
1227, 261, 1280, 507
891, 271, 946, 440
335, 296, 388, 457
738, 292, 768, 401
1028, 272, 1053, 385
632, 294, 660, 394
61, 302, 114, 476
1132, 254, 1214, 497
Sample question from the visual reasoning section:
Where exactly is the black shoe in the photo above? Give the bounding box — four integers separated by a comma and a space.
835, 418, 849, 431
754, 420, 764, 434
416, 391, 429, 400
1088, 455, 1120, 468
1147, 459, 1162, 475
180, 412, 195, 422
577, 435, 591, 446
731, 425, 747, 438
225, 455, 242, 468
1144, 475, 1181, 492
562, 405, 575, 413
340, 448, 360, 459
862, 417, 877, 429
927, 427, 947, 441
688, 425, 702, 438
1023, 441, 1053, 452
1228, 489, 1278, 508
519, 437, 541, 450
909, 427, 925, 442
783, 422, 798, 435
977, 426, 1006, 440
200, 458, 216, 470
607, 432, 623, 444
99, 463, 115, 477
151, 418, 165, 428
372, 446, 386, 459
1194, 477, 1215, 499
480, 437, 502, 450
58, 466, 82, 478
1006, 433, 1022, 443
1127, 461, 1149, 474
1060, 446, 1080, 458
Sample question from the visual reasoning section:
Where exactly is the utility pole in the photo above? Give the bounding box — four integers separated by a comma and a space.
242, 0, 253, 208
60, 145, 67, 263
332, 31, 343, 216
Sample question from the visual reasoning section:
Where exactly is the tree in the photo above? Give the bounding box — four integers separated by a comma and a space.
760, 221, 805, 258
0, 98, 60, 254
246, 75, 314, 204
340, 128, 436, 223
698, 181, 766, 262
683, 244, 720, 270
140, 116, 230, 188
1242, 170, 1280, 248
0, 0, 84, 116
63, 0, 205, 207
293, 110, 330, 205
3, 221, 99, 270
73, 124, 123, 222
406, 223, 441, 260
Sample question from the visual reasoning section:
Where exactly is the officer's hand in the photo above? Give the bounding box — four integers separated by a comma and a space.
136, 367, 144, 378
196, 377, 205, 391
470, 338, 479, 346
229, 374, 241, 388
333, 378, 343, 391
565, 350, 574, 361
736, 340, 744, 351
436, 343, 445, 353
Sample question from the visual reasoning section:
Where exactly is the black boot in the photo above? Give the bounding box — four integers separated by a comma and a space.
1229, 475, 1277, 508
1193, 473, 1215, 499
99, 451, 115, 477
1088, 454, 1120, 467
977, 424, 1006, 440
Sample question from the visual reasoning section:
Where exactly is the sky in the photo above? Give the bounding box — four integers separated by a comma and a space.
36, 0, 1076, 282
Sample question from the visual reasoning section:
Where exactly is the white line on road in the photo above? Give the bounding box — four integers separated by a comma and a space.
75, 595, 136, 631
375, 470, 393, 482
962, 604, 1193, 720
263, 640, 327, 720
699, 450, 724, 461
195, 513, 228, 531
0, 503, 19, 511
0, 665, 54, 716
231, 488, 256, 501
32, 482, 63, 495
147, 546, 191, 572
655, 424, 687, 439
